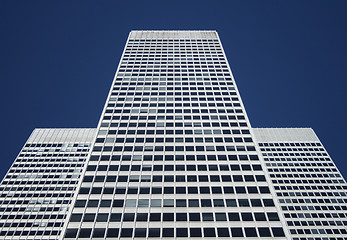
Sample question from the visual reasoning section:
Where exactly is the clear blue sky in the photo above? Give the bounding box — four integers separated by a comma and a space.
1, 0, 347, 179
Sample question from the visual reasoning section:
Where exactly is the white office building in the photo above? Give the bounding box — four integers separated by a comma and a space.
0, 31, 346, 240
0, 129, 96, 239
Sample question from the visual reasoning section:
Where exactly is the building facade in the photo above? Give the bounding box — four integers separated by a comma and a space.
0, 129, 96, 239
0, 31, 346, 239
253, 128, 347, 239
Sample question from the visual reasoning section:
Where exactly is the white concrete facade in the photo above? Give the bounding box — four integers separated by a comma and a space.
0, 128, 96, 239
253, 128, 347, 239
0, 31, 346, 240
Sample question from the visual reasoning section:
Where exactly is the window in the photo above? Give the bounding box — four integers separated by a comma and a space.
204, 228, 216, 237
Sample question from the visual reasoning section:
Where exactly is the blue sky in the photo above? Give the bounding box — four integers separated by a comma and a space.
1, 0, 347, 179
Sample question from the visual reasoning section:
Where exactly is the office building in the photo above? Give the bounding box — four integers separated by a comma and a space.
0, 31, 346, 239
0, 129, 96, 239
253, 128, 347, 239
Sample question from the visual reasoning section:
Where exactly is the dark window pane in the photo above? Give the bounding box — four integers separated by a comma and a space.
258, 227, 271, 237
123, 213, 135, 222
110, 213, 121, 222
245, 228, 258, 237
254, 212, 267, 221
120, 228, 133, 237
83, 214, 95, 222
163, 213, 174, 221
70, 214, 82, 222
202, 213, 214, 221
231, 228, 243, 237
272, 227, 285, 237
162, 228, 174, 237
65, 229, 78, 238
74, 200, 86, 207
148, 228, 160, 237
204, 228, 216, 237
136, 213, 148, 222
241, 212, 253, 221
112, 200, 124, 207
96, 213, 108, 222
215, 213, 227, 221
176, 213, 187, 221
267, 212, 280, 221
263, 199, 275, 206
228, 213, 240, 221
92, 228, 105, 238
189, 213, 201, 221
176, 228, 188, 237
100, 200, 111, 207
150, 213, 161, 221
78, 228, 92, 238
87, 200, 99, 207
190, 228, 202, 237
217, 228, 230, 237
134, 228, 146, 237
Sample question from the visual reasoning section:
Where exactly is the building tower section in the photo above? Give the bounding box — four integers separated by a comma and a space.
63, 31, 288, 239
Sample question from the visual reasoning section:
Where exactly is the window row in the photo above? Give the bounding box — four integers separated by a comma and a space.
1, 213, 65, 220
18, 152, 88, 157
0, 230, 60, 237
289, 228, 347, 235
2, 180, 78, 187
83, 174, 266, 184
65, 227, 285, 238
276, 185, 346, 191
14, 158, 85, 163
0, 221, 63, 228
279, 197, 346, 204
269, 167, 338, 173
90, 154, 259, 162
0, 199, 70, 205
109, 97, 239, 104
107, 108, 242, 114
113, 80, 232, 86
259, 142, 321, 147
262, 147, 325, 152
92, 145, 257, 152
78, 185, 271, 195
70, 211, 280, 223
89, 153, 259, 162
104, 114, 245, 121
268, 162, 334, 167
287, 220, 347, 227
112, 90, 237, 96
273, 178, 345, 185
11, 163, 83, 168
113, 86, 233, 91
263, 152, 327, 157
86, 163, 262, 172
74, 198, 275, 208
270, 173, 341, 179
10, 168, 80, 173
284, 211, 347, 219
265, 157, 331, 162
276, 191, 346, 197
116, 72, 229, 77
107, 101, 239, 108
97, 136, 251, 143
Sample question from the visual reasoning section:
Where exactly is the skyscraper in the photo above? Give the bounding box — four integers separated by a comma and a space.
0, 31, 346, 240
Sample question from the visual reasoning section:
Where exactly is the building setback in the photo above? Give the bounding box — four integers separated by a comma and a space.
0, 129, 96, 239
253, 128, 347, 239
0, 31, 346, 240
